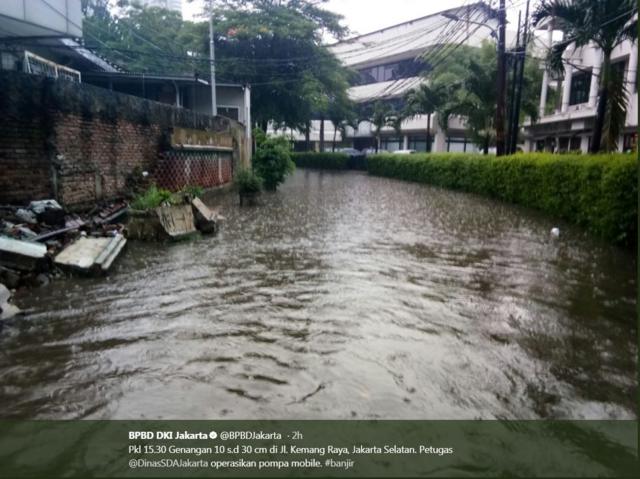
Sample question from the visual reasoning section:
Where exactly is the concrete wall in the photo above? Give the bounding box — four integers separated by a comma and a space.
0, 71, 248, 208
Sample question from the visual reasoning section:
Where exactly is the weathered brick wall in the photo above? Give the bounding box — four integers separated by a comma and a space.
0, 71, 247, 208
52, 115, 162, 206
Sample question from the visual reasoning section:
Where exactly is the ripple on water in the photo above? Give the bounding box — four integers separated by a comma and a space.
0, 170, 636, 419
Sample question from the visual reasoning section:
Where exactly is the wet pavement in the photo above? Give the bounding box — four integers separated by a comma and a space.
0, 170, 636, 419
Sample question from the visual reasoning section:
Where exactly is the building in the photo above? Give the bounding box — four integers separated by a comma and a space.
138, 0, 182, 14
523, 25, 638, 153
282, 2, 502, 153
82, 71, 251, 136
0, 0, 250, 134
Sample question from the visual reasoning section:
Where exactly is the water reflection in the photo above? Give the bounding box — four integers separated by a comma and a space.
0, 170, 636, 419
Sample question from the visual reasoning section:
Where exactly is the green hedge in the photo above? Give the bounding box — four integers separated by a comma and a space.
292, 152, 350, 170
367, 153, 638, 246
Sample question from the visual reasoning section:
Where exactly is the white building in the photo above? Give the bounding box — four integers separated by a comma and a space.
285, 2, 502, 153
523, 24, 638, 153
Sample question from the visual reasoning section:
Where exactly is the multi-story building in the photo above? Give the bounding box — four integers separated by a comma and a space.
280, 2, 501, 153
523, 24, 638, 153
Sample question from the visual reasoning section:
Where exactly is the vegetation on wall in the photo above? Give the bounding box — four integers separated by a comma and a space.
368, 153, 637, 246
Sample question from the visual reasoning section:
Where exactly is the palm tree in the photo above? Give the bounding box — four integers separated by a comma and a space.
328, 95, 356, 152
534, 0, 637, 152
371, 101, 401, 153
404, 83, 447, 153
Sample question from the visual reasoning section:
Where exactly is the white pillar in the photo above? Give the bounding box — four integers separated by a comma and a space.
561, 64, 573, 112
539, 25, 553, 117
433, 132, 446, 152
243, 85, 252, 168
580, 135, 590, 153
626, 43, 638, 98
539, 70, 550, 117
403, 135, 409, 150
588, 48, 603, 108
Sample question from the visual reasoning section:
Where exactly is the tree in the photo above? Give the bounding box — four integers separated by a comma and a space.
420, 42, 542, 154
252, 128, 295, 191
84, 0, 354, 131
327, 93, 356, 152
404, 83, 447, 152
534, 0, 638, 152
370, 102, 399, 153
201, 0, 352, 131
83, 2, 202, 73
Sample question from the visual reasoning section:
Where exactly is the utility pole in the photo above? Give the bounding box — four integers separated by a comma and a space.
510, 0, 531, 154
496, 0, 507, 156
209, 0, 217, 116
507, 11, 522, 155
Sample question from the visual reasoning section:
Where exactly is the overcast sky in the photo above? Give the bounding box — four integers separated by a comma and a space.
183, 0, 530, 38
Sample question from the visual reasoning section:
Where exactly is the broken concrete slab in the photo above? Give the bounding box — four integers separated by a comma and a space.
191, 197, 219, 234
16, 208, 37, 224
0, 283, 9, 304
0, 237, 48, 272
0, 283, 20, 321
156, 204, 197, 239
54, 234, 126, 274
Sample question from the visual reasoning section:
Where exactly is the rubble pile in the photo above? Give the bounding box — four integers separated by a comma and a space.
0, 199, 128, 291
0, 193, 224, 321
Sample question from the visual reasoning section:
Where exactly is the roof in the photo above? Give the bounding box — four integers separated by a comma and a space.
80, 71, 244, 88
348, 76, 424, 103
330, 3, 499, 69
60, 38, 120, 72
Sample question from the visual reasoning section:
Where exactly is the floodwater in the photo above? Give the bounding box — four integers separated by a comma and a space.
0, 170, 636, 419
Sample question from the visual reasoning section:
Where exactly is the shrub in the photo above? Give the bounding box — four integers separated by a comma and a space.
180, 185, 204, 198
253, 134, 295, 191
234, 168, 263, 195
130, 185, 175, 211
367, 152, 637, 246
292, 152, 350, 170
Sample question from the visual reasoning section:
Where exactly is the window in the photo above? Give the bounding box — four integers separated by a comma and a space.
447, 137, 474, 153
570, 136, 582, 151
569, 71, 591, 105
409, 135, 430, 152
623, 133, 637, 152
218, 107, 239, 121
381, 137, 401, 152
558, 137, 570, 153
357, 59, 423, 85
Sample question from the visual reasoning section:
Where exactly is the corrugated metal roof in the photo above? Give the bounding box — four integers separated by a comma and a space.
330, 2, 499, 68
348, 76, 424, 103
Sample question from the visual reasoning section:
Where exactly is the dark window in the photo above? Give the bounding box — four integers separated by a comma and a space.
569, 71, 591, 105
447, 137, 468, 153
536, 140, 545, 152
409, 135, 430, 152
218, 107, 239, 121
570, 136, 582, 151
623, 133, 637, 152
381, 137, 401, 152
558, 137, 570, 152
357, 59, 423, 85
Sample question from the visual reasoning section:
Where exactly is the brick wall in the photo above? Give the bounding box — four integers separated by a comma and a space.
0, 71, 247, 208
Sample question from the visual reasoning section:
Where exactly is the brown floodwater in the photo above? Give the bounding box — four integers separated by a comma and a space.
0, 170, 636, 419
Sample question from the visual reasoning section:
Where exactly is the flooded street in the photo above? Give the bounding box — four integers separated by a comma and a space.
0, 170, 636, 419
